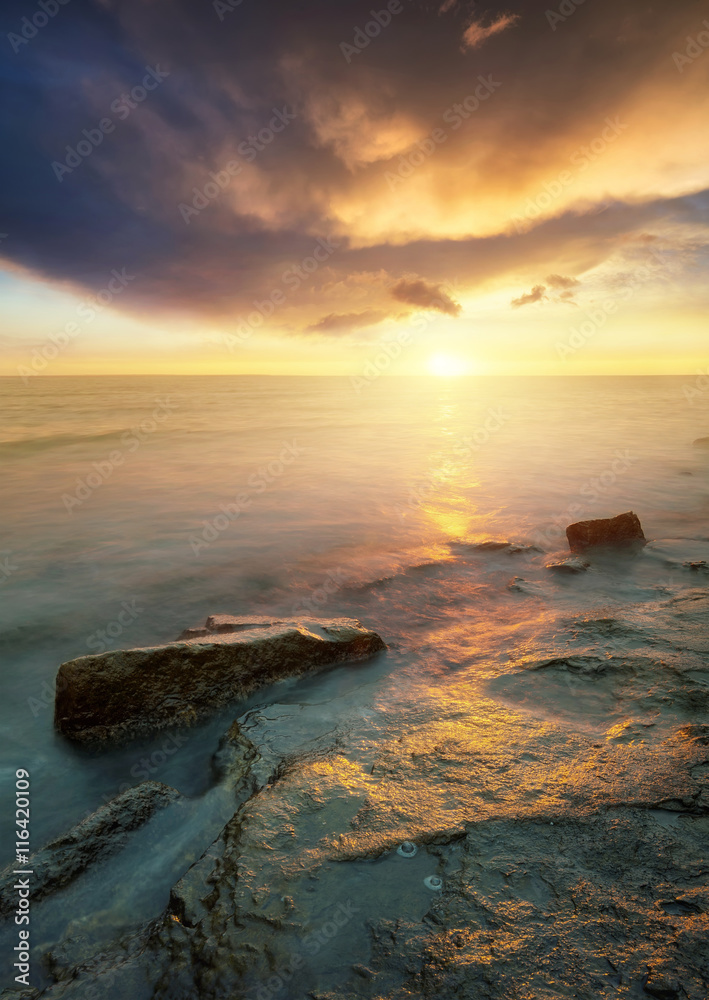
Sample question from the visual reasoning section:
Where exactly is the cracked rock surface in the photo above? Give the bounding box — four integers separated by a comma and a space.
8, 556, 709, 999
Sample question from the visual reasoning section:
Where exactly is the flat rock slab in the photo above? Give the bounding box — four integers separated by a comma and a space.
566, 510, 646, 553
54, 617, 386, 744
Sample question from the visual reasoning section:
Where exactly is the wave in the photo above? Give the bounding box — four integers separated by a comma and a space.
0, 429, 129, 457
448, 540, 544, 556
340, 544, 544, 596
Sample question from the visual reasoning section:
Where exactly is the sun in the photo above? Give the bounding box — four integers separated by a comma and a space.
427, 353, 468, 376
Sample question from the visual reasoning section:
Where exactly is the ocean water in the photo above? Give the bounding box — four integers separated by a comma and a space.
1, 375, 708, 994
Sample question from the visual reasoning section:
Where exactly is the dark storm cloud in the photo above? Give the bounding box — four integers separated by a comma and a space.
0, 0, 707, 324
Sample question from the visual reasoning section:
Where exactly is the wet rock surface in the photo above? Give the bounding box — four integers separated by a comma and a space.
331, 808, 709, 1000
0, 782, 179, 919
54, 617, 386, 744
545, 555, 591, 574
29, 707, 708, 999
566, 511, 647, 553
16, 552, 709, 999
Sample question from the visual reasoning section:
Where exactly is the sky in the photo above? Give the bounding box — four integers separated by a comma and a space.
0, 0, 708, 377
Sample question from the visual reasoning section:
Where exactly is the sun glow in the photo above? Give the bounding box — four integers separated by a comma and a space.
428, 354, 469, 377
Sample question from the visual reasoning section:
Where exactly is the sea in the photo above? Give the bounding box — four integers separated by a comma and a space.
1, 374, 708, 995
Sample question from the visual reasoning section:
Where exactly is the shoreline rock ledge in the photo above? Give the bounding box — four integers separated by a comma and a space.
54, 616, 386, 744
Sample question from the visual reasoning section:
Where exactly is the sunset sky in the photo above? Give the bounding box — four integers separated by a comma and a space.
1, 0, 708, 377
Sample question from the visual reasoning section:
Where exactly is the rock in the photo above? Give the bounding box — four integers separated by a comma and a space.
168, 723, 273, 930
507, 577, 545, 596
684, 560, 709, 573
643, 977, 681, 999
0, 782, 180, 918
178, 614, 285, 640
692, 436, 709, 447
545, 556, 590, 574
55, 617, 386, 744
211, 720, 261, 784
566, 511, 646, 553
352, 963, 376, 980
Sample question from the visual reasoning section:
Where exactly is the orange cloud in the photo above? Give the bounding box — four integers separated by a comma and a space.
462, 13, 519, 50
511, 284, 547, 308
303, 309, 388, 335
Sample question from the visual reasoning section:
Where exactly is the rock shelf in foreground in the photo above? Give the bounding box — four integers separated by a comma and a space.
54, 616, 386, 744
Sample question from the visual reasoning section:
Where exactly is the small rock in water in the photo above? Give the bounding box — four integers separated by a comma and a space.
546, 556, 590, 574
566, 511, 646, 553
424, 875, 443, 891
507, 577, 545, 596
397, 841, 418, 857
684, 560, 709, 573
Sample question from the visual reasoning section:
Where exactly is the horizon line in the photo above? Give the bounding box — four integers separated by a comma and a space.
0, 372, 701, 379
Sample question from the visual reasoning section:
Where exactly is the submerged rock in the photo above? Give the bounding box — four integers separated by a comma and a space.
545, 556, 590, 574
684, 560, 709, 573
54, 617, 386, 744
507, 577, 545, 596
566, 511, 646, 553
0, 781, 179, 918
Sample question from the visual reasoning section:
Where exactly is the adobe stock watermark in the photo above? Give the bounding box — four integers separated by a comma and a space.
17, 267, 136, 384
178, 107, 297, 224
27, 598, 144, 717
213, 0, 244, 21
73, 731, 190, 818
291, 569, 349, 616
209, 236, 340, 354
531, 450, 638, 550
51, 66, 170, 182
61, 396, 179, 513
682, 366, 709, 405
386, 75, 501, 191
555, 249, 670, 359
248, 900, 360, 1000
456, 407, 510, 459
350, 285, 459, 393
673, 20, 709, 73
86, 598, 144, 654
7, 0, 70, 54
0, 555, 19, 585
545, 0, 586, 32
28, 672, 67, 719
190, 441, 303, 556
512, 117, 627, 232
396, 408, 509, 518
340, 1, 404, 62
